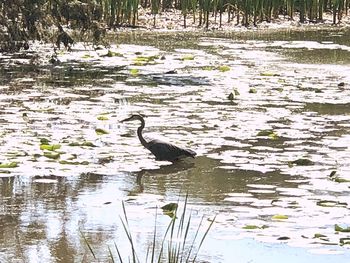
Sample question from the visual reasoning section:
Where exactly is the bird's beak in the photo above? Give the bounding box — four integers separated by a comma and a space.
121, 116, 133, 122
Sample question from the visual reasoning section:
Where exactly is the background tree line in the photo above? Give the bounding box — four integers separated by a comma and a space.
0, 0, 349, 51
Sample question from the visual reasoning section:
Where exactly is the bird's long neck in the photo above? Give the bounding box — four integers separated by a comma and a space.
137, 118, 148, 148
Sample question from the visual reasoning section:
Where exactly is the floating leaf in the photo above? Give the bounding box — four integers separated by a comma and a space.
335, 224, 350, 232
242, 225, 259, 230
218, 65, 230, 72
340, 238, 350, 245
290, 158, 314, 166
277, 236, 290, 240
314, 233, 327, 239
0, 162, 18, 168
228, 92, 235, 100
59, 160, 89, 165
161, 203, 178, 212
40, 144, 61, 151
43, 152, 60, 159
202, 66, 215, 71
249, 88, 257, 94
233, 89, 240, 96
180, 55, 194, 61
97, 115, 109, 121
129, 68, 139, 75
82, 54, 93, 59
272, 214, 288, 220
71, 141, 97, 147
260, 72, 280, 77
317, 200, 347, 207
40, 138, 50, 145
103, 50, 123, 57
0, 170, 11, 174
95, 128, 109, 135
257, 129, 274, 136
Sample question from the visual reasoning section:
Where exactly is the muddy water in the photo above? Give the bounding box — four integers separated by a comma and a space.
1, 28, 350, 262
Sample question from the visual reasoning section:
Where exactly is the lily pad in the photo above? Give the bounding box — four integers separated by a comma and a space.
95, 128, 109, 135
249, 88, 257, 94
43, 152, 60, 159
161, 203, 178, 212
40, 144, 61, 151
40, 138, 50, 145
218, 65, 230, 72
289, 158, 314, 166
242, 224, 268, 230
228, 92, 235, 100
59, 160, 89, 165
97, 115, 109, 121
129, 68, 139, 75
316, 200, 347, 207
260, 72, 280, 77
102, 50, 123, 57
272, 214, 288, 220
0, 162, 18, 168
69, 141, 97, 147
335, 224, 350, 233
180, 55, 194, 61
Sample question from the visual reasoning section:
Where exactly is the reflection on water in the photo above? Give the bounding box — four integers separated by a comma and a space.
1, 29, 350, 262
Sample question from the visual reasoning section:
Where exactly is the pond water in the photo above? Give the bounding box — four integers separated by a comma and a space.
1, 28, 350, 262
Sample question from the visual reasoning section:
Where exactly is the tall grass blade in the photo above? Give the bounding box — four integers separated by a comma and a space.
114, 241, 124, 263
120, 201, 139, 263
108, 245, 115, 263
79, 230, 96, 259
192, 215, 217, 262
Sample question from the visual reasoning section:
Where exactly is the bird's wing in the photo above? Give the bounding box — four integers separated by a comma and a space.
148, 139, 196, 162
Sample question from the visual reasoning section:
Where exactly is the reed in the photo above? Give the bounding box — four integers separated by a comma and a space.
103, 195, 216, 262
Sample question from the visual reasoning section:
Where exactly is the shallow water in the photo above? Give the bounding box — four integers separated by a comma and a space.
1, 28, 350, 262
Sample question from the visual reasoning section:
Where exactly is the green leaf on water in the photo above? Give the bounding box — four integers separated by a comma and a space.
40, 144, 61, 151
260, 72, 280, 77
0, 170, 11, 173
316, 200, 347, 207
161, 203, 178, 212
228, 92, 235, 100
82, 53, 93, 59
97, 115, 109, 121
340, 238, 350, 245
314, 233, 327, 239
180, 55, 194, 61
249, 88, 257, 94
272, 214, 288, 220
218, 65, 230, 72
242, 225, 259, 230
335, 224, 350, 232
43, 152, 60, 159
202, 66, 215, 71
40, 138, 50, 145
129, 68, 139, 75
257, 129, 274, 136
95, 128, 109, 135
103, 50, 123, 57
289, 158, 314, 166
0, 162, 18, 168
59, 160, 89, 165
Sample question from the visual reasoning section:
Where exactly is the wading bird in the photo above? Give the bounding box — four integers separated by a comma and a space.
121, 114, 196, 162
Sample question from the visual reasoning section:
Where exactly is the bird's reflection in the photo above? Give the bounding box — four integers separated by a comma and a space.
135, 160, 195, 193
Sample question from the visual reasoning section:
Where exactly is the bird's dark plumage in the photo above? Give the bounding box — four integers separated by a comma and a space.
121, 114, 196, 162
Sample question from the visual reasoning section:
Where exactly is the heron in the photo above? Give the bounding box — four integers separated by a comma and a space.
121, 114, 196, 162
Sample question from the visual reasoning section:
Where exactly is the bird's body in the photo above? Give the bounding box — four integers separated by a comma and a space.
121, 114, 196, 162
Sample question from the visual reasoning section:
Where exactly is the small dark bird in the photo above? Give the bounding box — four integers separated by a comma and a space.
121, 114, 196, 162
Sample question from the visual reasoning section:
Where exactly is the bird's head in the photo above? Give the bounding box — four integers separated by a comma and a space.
121, 114, 145, 123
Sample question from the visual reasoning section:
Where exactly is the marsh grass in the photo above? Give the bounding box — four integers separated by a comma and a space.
82, 195, 216, 262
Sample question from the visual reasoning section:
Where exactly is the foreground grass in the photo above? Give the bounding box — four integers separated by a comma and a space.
82, 195, 216, 262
